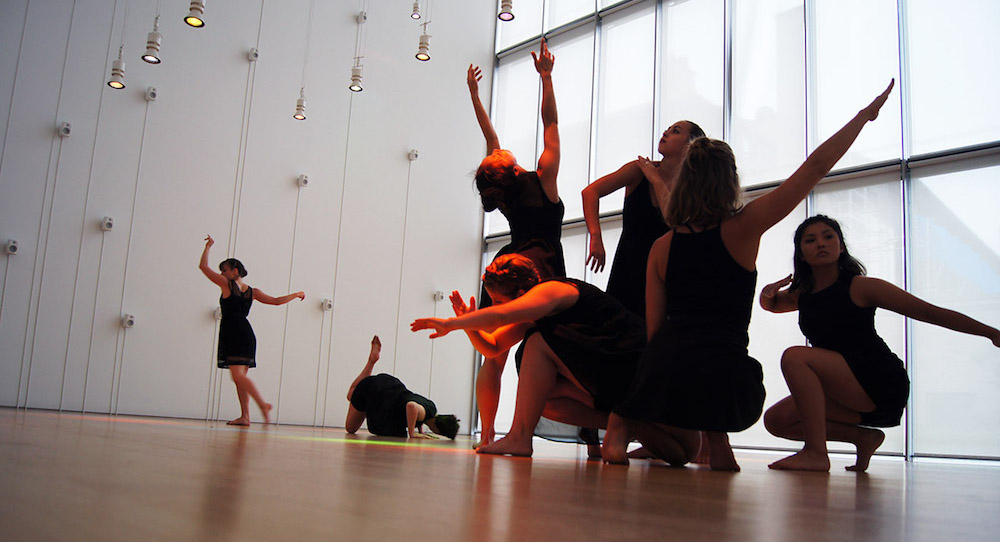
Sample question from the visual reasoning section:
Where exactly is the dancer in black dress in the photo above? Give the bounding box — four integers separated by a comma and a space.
759, 215, 1000, 472
345, 336, 460, 439
199, 235, 304, 426
467, 39, 564, 448
601, 80, 897, 470
582, 120, 705, 317
411, 254, 645, 457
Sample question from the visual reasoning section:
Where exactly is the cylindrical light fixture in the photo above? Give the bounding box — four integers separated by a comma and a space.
498, 0, 514, 21
349, 65, 363, 92
293, 88, 306, 120
185, 0, 206, 28
411, 1, 421, 20
142, 16, 162, 64
415, 32, 430, 61
107, 47, 126, 89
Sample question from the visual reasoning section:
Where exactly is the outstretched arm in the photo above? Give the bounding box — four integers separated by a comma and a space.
198, 235, 228, 289
853, 276, 1000, 347
759, 275, 799, 313
533, 39, 560, 201
582, 161, 645, 272
448, 291, 530, 358
468, 64, 501, 154
737, 80, 895, 237
253, 289, 305, 305
406, 402, 434, 439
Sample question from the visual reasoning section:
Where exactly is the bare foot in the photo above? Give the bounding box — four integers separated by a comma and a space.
768, 449, 831, 472
601, 414, 630, 465
846, 428, 885, 473
260, 403, 273, 425
586, 444, 602, 461
707, 432, 740, 471
369, 335, 382, 364
626, 446, 655, 460
692, 432, 711, 464
227, 417, 250, 426
476, 434, 533, 457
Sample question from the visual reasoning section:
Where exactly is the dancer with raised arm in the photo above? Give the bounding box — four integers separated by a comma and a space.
759, 215, 1000, 472
345, 335, 460, 440
582, 120, 705, 317
601, 80, 897, 470
467, 39, 564, 448
199, 235, 304, 426
412, 254, 645, 457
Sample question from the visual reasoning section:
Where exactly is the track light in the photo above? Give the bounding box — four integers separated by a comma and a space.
415, 32, 430, 61
142, 16, 162, 64
349, 65, 363, 92
185, 0, 206, 28
107, 47, 125, 89
293, 88, 306, 120
411, 1, 421, 20
498, 0, 514, 21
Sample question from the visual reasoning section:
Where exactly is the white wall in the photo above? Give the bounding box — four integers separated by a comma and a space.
0, 0, 494, 431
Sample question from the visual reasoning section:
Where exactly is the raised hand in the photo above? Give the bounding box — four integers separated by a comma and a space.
450, 290, 476, 317
204, 234, 215, 248
468, 64, 482, 94
761, 274, 793, 300
860, 79, 894, 122
531, 38, 554, 76
294, 291, 305, 301
411, 318, 451, 339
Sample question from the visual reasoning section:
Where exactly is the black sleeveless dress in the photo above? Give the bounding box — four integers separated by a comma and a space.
606, 178, 669, 318
520, 278, 646, 412
350, 374, 438, 437
615, 227, 765, 432
798, 274, 910, 427
480, 171, 566, 308
217, 280, 256, 368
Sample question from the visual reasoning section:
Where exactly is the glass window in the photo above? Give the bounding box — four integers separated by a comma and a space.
731, 0, 806, 187
659, 0, 725, 141
909, 154, 1000, 457
545, 25, 596, 222
810, 0, 901, 167
907, 0, 1000, 155
593, 0, 655, 212
496, 0, 544, 52
545, 0, 595, 31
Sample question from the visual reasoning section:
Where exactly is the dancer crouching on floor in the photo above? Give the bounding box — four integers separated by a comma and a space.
759, 215, 1000, 472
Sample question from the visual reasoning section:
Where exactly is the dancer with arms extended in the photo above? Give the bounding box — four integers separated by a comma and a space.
760, 215, 1000, 472
601, 80, 896, 470
412, 254, 645, 457
345, 335, 460, 440
582, 120, 705, 317
467, 39, 564, 448
199, 235, 304, 426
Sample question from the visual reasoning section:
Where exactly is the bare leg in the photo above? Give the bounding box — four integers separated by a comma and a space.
228, 365, 271, 425
541, 382, 607, 461
347, 335, 381, 402
478, 335, 558, 457
692, 432, 711, 464
475, 351, 508, 448
767, 346, 876, 472
706, 431, 739, 471
631, 421, 700, 467
764, 395, 885, 473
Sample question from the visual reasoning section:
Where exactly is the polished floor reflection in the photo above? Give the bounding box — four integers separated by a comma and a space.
1, 408, 998, 541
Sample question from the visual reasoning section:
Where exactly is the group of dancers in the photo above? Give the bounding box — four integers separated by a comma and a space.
202, 40, 999, 472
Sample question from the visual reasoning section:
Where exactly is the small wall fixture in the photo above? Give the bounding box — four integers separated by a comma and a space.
57, 122, 72, 137
185, 0, 206, 28
293, 88, 306, 120
321, 298, 334, 311
498, 0, 514, 21
415, 32, 430, 61
142, 15, 162, 64
296, 174, 310, 188
100, 216, 115, 231
121, 313, 137, 329
4, 240, 18, 256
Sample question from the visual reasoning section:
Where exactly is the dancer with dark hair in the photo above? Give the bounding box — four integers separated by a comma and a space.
411, 254, 645, 457
759, 215, 1000, 472
467, 39, 564, 448
199, 235, 304, 426
582, 120, 706, 317
601, 80, 896, 470
346, 336, 460, 440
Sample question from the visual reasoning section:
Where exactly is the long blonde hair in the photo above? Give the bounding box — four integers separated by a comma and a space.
665, 138, 743, 228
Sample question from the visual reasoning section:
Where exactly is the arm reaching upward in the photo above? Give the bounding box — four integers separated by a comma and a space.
533, 39, 560, 202
468, 64, 500, 154
198, 235, 228, 290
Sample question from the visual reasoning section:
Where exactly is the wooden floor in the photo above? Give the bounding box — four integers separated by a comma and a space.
1, 408, 998, 541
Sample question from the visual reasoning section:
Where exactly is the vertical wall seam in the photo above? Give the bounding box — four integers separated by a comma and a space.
0, 0, 31, 183
275, 186, 303, 423
391, 161, 414, 375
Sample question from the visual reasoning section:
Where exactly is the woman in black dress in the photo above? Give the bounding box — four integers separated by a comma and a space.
582, 120, 705, 317
601, 81, 897, 470
411, 254, 645, 457
345, 335, 460, 439
759, 215, 1000, 472
199, 235, 304, 426
467, 39, 564, 448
